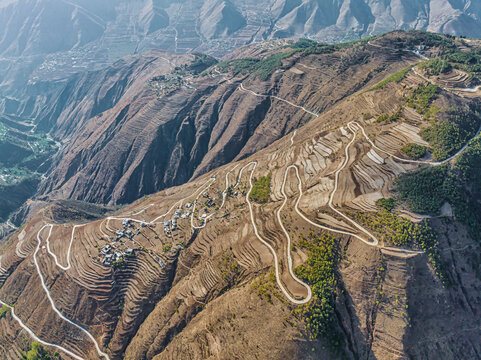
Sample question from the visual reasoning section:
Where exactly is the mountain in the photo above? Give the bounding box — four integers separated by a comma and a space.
0, 31, 480, 359
1, 0, 481, 225
1, 32, 417, 222
1, 0, 481, 94
33, 38, 412, 207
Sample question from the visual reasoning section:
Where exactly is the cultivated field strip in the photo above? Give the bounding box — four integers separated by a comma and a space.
2, 54, 481, 358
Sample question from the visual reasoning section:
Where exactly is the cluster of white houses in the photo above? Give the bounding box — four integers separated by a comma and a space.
101, 244, 134, 266
100, 218, 144, 266
163, 203, 194, 235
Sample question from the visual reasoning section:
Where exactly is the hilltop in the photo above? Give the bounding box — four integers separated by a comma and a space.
1, 0, 481, 95
0, 31, 480, 359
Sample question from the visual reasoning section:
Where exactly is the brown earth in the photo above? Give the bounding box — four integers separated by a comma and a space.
0, 33, 480, 360
35, 37, 415, 208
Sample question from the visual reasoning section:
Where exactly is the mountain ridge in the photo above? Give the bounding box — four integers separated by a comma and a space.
1, 0, 481, 97
0, 31, 481, 359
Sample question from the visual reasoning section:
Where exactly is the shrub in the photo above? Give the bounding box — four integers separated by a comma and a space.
254, 50, 297, 80
251, 271, 279, 303
188, 53, 218, 73
401, 143, 427, 159
25, 341, 50, 360
395, 165, 449, 214
291, 38, 318, 49
216, 58, 259, 76
376, 198, 396, 211
249, 174, 271, 203
406, 84, 440, 116
217, 50, 300, 80
162, 243, 172, 252
419, 58, 452, 76
376, 108, 403, 123
217, 253, 241, 287
353, 211, 448, 284
396, 158, 481, 242
420, 107, 481, 160
455, 137, 481, 188
293, 233, 344, 349
0, 304, 10, 319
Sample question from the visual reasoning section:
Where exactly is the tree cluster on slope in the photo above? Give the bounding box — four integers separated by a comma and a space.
293, 233, 344, 350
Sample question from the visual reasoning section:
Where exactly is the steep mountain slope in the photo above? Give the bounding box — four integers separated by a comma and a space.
34, 38, 415, 206
0, 31, 480, 359
1, 0, 481, 95
0, 50, 184, 224
1, 0, 480, 226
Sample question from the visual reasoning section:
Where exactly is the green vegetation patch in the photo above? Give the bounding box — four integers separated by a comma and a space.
217, 253, 242, 288
404, 83, 481, 161
396, 156, 481, 242
290, 38, 318, 49
216, 58, 260, 76
401, 143, 427, 159
394, 146, 481, 281
442, 47, 481, 77
453, 137, 481, 241
293, 233, 344, 349
0, 304, 10, 319
418, 58, 452, 76
376, 197, 396, 212
455, 137, 481, 189
249, 174, 271, 203
396, 165, 450, 214
420, 106, 481, 161
251, 271, 282, 304
289, 39, 336, 55
22, 341, 59, 360
401, 31, 481, 81
353, 211, 447, 284
162, 243, 172, 252
404, 31, 456, 50
217, 40, 336, 81
353, 210, 432, 248
188, 53, 218, 73
217, 50, 298, 81
0, 125, 58, 185
406, 83, 440, 117
253, 50, 297, 80
375, 107, 402, 123
369, 65, 413, 91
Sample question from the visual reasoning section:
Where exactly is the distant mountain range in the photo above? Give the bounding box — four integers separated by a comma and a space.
1, 31, 481, 359
0, 0, 480, 93
1, 0, 481, 225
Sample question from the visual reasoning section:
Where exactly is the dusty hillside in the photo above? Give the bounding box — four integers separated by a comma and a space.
1, 0, 480, 99
0, 31, 480, 359
35, 37, 416, 208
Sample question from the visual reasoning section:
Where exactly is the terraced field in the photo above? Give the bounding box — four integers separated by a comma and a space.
0, 35, 481, 359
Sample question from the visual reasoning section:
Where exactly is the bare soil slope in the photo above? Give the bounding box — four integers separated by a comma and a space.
0, 32, 481, 360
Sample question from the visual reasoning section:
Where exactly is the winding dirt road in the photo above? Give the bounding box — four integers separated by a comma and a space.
245, 161, 312, 304
0, 300, 84, 360
34, 224, 110, 360
5, 52, 481, 356
277, 165, 312, 304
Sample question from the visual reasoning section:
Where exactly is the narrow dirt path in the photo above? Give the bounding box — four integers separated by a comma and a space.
0, 300, 84, 360
245, 161, 312, 304
34, 224, 110, 360
277, 165, 312, 304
